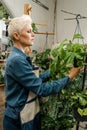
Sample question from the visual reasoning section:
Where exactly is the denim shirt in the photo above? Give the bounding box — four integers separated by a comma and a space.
4, 47, 70, 119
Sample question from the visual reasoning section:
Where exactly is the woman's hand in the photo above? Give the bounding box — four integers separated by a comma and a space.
69, 67, 82, 79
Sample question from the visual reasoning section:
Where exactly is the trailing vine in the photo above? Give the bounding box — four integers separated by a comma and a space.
33, 35, 87, 129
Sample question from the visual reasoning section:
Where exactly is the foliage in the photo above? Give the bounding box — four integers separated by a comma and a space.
49, 36, 87, 120
71, 88, 87, 116
0, 3, 9, 19
50, 39, 85, 79
32, 23, 38, 33
41, 74, 84, 130
73, 33, 84, 40
39, 39, 87, 129
32, 49, 52, 70
32, 34, 87, 129
0, 50, 8, 59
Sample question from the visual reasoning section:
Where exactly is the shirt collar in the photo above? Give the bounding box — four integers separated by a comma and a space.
12, 46, 27, 57
12, 46, 32, 65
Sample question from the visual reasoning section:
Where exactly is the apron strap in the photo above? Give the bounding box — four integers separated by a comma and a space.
26, 96, 38, 104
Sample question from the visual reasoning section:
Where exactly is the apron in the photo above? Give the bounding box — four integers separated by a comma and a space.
20, 69, 41, 130
20, 91, 40, 124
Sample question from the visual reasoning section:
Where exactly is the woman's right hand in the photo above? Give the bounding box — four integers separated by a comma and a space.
68, 67, 82, 79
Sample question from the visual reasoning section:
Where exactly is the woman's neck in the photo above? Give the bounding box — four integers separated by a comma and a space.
13, 42, 26, 53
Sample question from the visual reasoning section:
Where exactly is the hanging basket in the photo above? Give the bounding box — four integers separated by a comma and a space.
73, 107, 87, 122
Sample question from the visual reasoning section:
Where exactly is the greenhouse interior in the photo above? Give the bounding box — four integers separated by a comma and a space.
0, 0, 87, 130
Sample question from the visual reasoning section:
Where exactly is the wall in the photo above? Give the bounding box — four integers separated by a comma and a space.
1, 0, 55, 51
1, 0, 87, 47
55, 0, 87, 43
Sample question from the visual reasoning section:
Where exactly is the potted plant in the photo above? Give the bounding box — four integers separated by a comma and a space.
49, 36, 87, 129
32, 34, 87, 129
71, 89, 87, 122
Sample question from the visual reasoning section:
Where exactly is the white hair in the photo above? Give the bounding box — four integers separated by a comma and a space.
8, 15, 32, 38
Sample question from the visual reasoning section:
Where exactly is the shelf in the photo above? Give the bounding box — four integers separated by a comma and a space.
33, 22, 48, 26
0, 59, 5, 63
0, 84, 4, 87
35, 32, 55, 35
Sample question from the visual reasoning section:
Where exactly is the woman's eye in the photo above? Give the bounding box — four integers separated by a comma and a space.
27, 30, 33, 33
27, 30, 31, 33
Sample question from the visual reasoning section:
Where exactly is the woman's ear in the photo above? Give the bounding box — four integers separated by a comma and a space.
13, 32, 20, 40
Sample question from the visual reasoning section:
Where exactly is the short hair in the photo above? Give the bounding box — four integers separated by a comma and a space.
8, 14, 32, 39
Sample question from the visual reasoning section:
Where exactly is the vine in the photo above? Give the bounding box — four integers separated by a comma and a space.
33, 35, 87, 129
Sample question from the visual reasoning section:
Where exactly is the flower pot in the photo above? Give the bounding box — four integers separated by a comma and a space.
73, 108, 87, 122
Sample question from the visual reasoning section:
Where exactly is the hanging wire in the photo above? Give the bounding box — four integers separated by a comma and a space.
52, 0, 57, 44
72, 16, 84, 44
43, 32, 48, 50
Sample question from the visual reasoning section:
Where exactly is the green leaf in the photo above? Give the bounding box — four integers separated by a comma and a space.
78, 108, 87, 116
73, 34, 84, 39
32, 23, 38, 32
79, 97, 87, 106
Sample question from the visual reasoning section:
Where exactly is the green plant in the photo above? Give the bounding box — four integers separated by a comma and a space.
40, 36, 87, 129
73, 33, 84, 40
32, 34, 87, 129
32, 23, 38, 33
50, 39, 85, 79
41, 77, 83, 130
0, 3, 9, 19
71, 88, 87, 116
32, 49, 52, 70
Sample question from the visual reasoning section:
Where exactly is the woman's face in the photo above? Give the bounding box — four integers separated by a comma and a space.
18, 24, 35, 47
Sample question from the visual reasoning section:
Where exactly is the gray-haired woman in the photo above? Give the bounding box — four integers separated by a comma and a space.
3, 14, 81, 130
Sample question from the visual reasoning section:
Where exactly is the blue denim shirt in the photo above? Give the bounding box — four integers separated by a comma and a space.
4, 47, 70, 119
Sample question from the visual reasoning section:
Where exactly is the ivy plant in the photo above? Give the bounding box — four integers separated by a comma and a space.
32, 49, 52, 70
50, 39, 85, 79
48, 38, 87, 129
32, 34, 87, 129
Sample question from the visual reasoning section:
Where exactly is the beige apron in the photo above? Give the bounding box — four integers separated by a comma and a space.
20, 91, 40, 124
20, 69, 48, 124
20, 69, 40, 124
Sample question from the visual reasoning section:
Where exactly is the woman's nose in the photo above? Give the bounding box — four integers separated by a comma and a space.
32, 31, 35, 37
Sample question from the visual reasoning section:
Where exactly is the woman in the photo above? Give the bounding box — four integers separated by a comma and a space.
3, 15, 81, 130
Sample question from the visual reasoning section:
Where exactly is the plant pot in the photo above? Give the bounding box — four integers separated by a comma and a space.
73, 108, 87, 122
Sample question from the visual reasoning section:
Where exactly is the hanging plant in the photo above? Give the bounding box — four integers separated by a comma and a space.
50, 35, 87, 120
71, 88, 87, 121
32, 23, 38, 33
32, 34, 87, 129
40, 35, 87, 130
73, 33, 84, 39
50, 39, 85, 79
